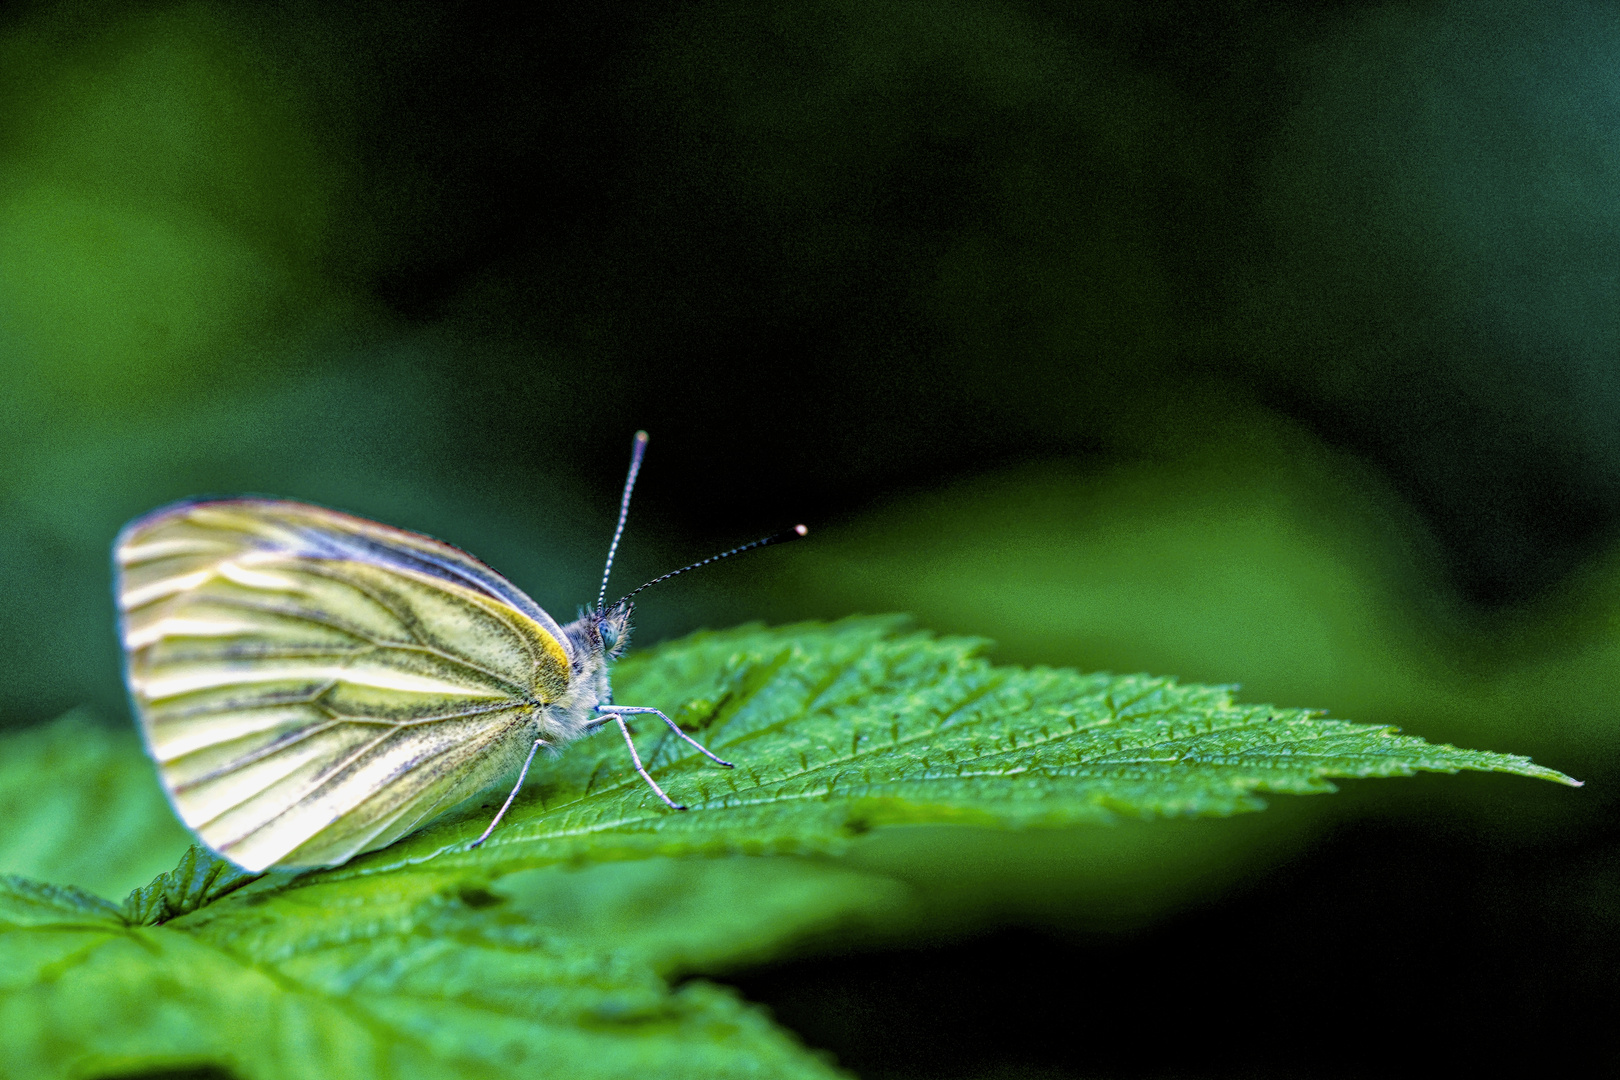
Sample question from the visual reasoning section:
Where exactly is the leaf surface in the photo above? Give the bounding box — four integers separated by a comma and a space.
0, 618, 1575, 1079
317, 618, 1573, 881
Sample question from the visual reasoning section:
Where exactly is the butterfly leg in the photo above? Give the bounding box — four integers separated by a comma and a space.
469, 737, 545, 849
596, 705, 735, 768
606, 711, 687, 810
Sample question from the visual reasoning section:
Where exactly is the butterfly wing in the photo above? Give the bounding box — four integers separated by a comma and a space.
115, 499, 574, 871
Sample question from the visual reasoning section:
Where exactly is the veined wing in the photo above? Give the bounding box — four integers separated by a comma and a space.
116, 500, 572, 871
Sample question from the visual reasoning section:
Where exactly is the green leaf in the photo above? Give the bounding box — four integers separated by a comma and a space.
0, 710, 191, 898
320, 617, 1575, 881
0, 618, 1574, 1079
3, 853, 882, 1078
0, 874, 124, 929
122, 845, 264, 926
1, 872, 847, 1080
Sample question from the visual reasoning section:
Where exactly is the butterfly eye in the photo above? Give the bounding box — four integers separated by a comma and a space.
600, 623, 619, 649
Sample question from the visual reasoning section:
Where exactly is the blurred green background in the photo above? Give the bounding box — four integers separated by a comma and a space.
1, 0, 1616, 1075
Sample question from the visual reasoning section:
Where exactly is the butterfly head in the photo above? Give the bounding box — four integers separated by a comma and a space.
590, 602, 633, 660
561, 602, 633, 714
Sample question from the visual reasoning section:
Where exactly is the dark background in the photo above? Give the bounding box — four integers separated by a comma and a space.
2, 1, 1616, 1075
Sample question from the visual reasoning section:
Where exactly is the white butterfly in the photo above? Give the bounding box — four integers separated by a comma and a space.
114, 432, 804, 871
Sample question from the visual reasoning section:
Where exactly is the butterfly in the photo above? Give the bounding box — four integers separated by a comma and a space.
114, 431, 806, 872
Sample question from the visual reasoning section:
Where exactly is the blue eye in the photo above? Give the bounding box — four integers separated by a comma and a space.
600, 623, 619, 649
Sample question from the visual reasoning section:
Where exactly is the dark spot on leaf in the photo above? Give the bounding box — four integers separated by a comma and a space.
456, 885, 504, 909
844, 815, 872, 835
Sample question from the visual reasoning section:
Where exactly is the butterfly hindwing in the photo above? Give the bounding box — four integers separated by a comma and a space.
116, 500, 574, 871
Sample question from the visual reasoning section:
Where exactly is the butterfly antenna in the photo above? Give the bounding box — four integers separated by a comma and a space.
617, 524, 808, 607
598, 430, 650, 611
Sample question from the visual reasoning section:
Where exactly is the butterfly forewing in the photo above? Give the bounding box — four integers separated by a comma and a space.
116, 500, 574, 871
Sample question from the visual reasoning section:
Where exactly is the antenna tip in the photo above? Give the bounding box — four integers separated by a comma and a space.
634, 430, 649, 444
794, 524, 808, 536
